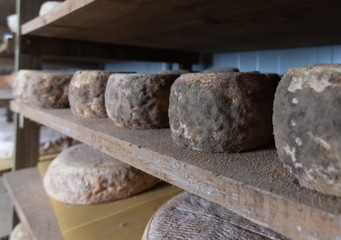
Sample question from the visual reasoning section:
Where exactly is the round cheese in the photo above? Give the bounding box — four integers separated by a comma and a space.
105, 73, 179, 129
44, 144, 158, 204
10, 223, 32, 240
69, 71, 112, 118
169, 73, 276, 153
273, 64, 341, 196
143, 192, 288, 240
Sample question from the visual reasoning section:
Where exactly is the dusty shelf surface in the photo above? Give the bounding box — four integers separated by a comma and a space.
21, 0, 341, 52
11, 101, 341, 240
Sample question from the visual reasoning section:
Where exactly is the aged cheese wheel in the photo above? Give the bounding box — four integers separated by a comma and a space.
39, 1, 63, 16
10, 223, 32, 240
26, 71, 73, 108
143, 192, 288, 240
203, 67, 239, 73
44, 144, 158, 204
13, 70, 73, 108
273, 64, 341, 196
69, 71, 112, 118
105, 73, 179, 129
169, 73, 275, 153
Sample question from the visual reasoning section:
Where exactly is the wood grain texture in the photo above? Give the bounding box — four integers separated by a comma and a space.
10, 101, 341, 240
2, 167, 64, 240
21, 0, 341, 52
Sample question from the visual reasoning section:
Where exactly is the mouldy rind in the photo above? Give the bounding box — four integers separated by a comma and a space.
273, 64, 341, 197
169, 72, 276, 153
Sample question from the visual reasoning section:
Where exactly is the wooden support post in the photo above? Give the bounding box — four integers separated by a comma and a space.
11, 0, 43, 231
13, 113, 40, 170
14, 0, 42, 170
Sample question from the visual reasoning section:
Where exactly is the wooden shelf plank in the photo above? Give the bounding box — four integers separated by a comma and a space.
10, 101, 341, 240
2, 167, 64, 240
21, 0, 341, 52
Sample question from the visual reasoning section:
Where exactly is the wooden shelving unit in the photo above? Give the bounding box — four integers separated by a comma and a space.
9, 101, 341, 240
5, 0, 341, 239
21, 0, 341, 52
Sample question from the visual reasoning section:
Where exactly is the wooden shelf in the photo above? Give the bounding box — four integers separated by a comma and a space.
3, 160, 182, 240
10, 101, 341, 240
21, 0, 341, 52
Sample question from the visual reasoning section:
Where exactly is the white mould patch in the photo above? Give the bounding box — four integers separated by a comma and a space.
288, 73, 336, 93
327, 165, 336, 172
295, 162, 303, 168
285, 165, 293, 174
295, 137, 302, 146
283, 144, 296, 163
292, 97, 299, 104
327, 179, 335, 185
231, 193, 239, 201
179, 121, 192, 141
307, 132, 331, 150
305, 169, 315, 182
72, 76, 93, 88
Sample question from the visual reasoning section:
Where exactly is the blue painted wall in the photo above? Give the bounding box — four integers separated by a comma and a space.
105, 45, 341, 74
213, 45, 341, 74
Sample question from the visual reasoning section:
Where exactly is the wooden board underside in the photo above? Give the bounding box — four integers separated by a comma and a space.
10, 101, 341, 240
22, 0, 341, 52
